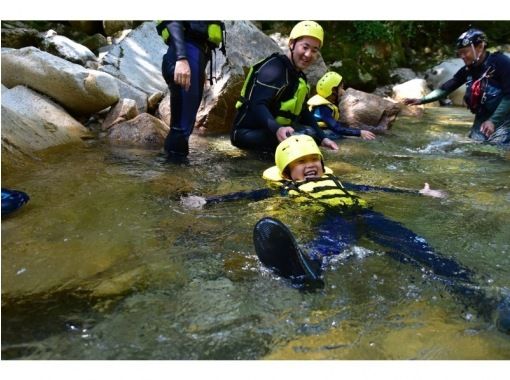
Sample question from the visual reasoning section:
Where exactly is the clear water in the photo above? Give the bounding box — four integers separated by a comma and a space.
2, 107, 510, 359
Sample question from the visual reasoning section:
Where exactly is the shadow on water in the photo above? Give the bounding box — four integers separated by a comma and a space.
2, 108, 510, 359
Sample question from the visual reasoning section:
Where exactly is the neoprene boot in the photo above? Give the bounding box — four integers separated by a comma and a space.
164, 130, 189, 160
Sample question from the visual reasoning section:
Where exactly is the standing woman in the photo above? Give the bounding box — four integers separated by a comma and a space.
158, 21, 224, 160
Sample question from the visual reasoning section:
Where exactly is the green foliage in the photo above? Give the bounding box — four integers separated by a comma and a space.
350, 21, 395, 44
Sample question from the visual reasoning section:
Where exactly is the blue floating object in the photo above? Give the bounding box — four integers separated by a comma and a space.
496, 296, 510, 334
2, 188, 30, 217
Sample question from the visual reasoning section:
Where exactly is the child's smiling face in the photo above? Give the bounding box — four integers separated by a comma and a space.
288, 154, 324, 181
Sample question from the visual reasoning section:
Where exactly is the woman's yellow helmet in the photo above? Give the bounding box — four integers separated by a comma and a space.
316, 72, 343, 98
275, 135, 323, 177
289, 21, 324, 48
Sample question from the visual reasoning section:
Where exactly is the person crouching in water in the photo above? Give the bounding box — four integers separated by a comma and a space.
403, 28, 510, 145
230, 20, 338, 153
307, 72, 376, 141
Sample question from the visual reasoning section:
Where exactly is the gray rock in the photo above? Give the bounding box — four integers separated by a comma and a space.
99, 21, 167, 95
39, 30, 97, 65
2, 46, 119, 114
102, 98, 139, 130
2, 85, 89, 168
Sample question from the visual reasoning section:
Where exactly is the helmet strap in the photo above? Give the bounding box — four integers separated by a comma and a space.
289, 39, 298, 69
470, 42, 486, 66
471, 43, 479, 65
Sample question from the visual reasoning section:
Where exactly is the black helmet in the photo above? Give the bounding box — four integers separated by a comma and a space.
456, 28, 487, 49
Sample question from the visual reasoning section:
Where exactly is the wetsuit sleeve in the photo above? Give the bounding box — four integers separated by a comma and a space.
249, 59, 290, 134
300, 107, 326, 141
168, 21, 187, 60
490, 54, 510, 125
490, 95, 510, 126
420, 88, 449, 104
343, 182, 417, 194
494, 53, 510, 96
317, 106, 361, 136
205, 188, 276, 205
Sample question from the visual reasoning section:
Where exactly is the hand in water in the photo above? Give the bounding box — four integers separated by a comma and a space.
360, 130, 376, 140
181, 195, 207, 209
480, 120, 495, 138
419, 183, 447, 198
321, 137, 338, 150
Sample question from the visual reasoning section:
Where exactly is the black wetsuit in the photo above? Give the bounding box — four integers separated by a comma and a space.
160, 21, 211, 157
231, 54, 326, 152
311, 104, 362, 139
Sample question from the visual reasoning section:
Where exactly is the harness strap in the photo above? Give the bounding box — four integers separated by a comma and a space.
281, 174, 362, 204
469, 65, 495, 112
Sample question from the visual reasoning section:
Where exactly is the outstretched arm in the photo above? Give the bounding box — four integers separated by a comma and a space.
343, 182, 446, 198
204, 188, 276, 205
181, 188, 278, 209
402, 88, 449, 106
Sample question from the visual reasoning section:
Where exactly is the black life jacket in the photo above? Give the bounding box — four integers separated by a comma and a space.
464, 52, 503, 115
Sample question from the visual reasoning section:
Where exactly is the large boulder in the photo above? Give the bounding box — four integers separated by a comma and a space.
111, 77, 148, 114
1, 46, 119, 114
2, 86, 90, 171
339, 88, 401, 130
99, 21, 167, 95
424, 58, 465, 106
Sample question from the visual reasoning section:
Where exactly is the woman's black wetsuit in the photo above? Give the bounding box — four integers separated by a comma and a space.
161, 21, 210, 157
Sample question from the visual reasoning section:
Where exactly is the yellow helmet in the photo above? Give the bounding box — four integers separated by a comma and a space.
275, 135, 323, 177
316, 72, 343, 98
289, 20, 324, 48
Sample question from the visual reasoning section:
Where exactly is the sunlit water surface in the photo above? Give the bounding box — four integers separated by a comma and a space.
2, 107, 510, 359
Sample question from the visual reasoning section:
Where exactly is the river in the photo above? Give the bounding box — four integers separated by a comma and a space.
2, 107, 510, 359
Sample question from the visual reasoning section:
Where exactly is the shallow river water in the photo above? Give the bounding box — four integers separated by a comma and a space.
2, 107, 510, 359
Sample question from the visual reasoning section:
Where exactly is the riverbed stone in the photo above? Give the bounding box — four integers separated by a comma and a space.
107, 113, 169, 147
102, 98, 139, 130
